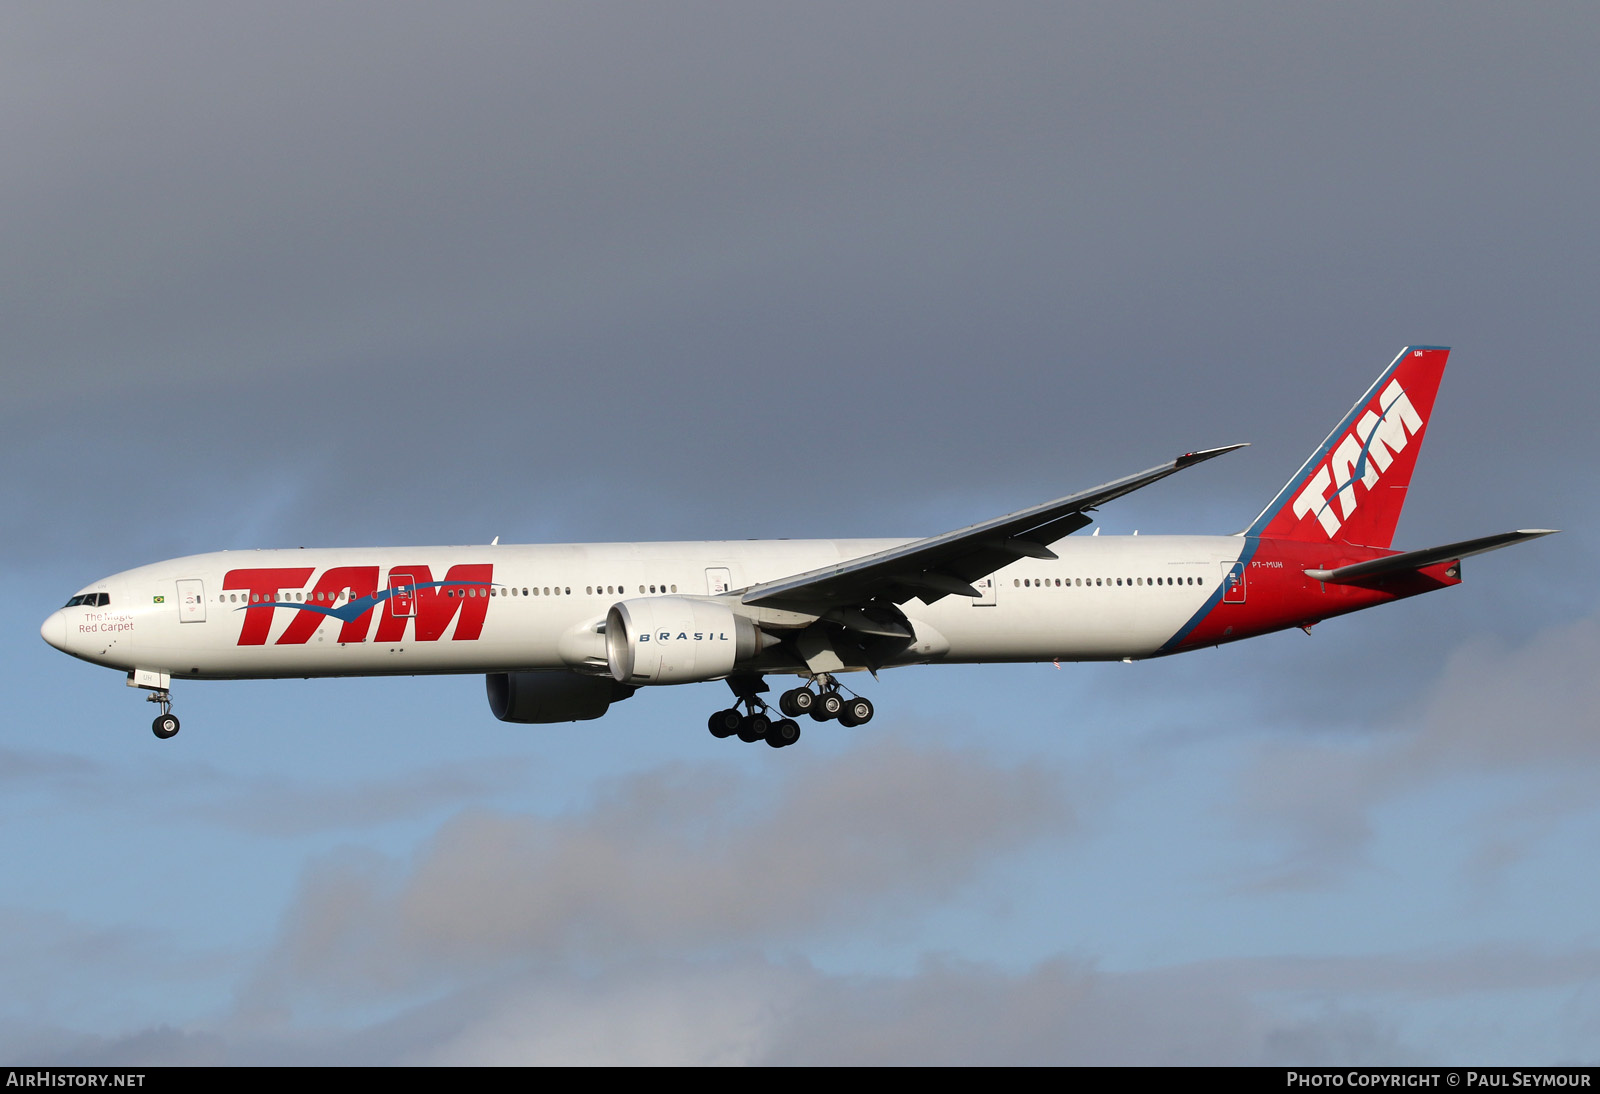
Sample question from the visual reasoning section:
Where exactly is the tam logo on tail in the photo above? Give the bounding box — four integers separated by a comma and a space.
1291, 377, 1424, 537
1248, 347, 1449, 549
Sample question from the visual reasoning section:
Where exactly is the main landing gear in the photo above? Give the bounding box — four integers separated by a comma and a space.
706, 674, 874, 749
148, 689, 180, 740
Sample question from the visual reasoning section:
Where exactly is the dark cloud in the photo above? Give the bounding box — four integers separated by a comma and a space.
4, 3, 1595, 566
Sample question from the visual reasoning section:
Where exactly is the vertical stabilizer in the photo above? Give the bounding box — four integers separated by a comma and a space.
1244, 346, 1449, 549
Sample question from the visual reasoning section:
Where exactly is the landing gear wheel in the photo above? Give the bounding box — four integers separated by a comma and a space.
766, 719, 801, 748
816, 691, 844, 720
779, 687, 815, 717
737, 713, 771, 743
837, 697, 874, 728
708, 709, 742, 739
152, 713, 180, 740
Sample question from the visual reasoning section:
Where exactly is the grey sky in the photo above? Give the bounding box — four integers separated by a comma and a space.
6, 2, 1597, 1065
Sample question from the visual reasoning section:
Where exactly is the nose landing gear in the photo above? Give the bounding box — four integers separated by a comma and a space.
148, 690, 180, 740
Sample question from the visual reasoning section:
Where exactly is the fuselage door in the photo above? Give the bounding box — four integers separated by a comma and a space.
176, 579, 206, 622
387, 571, 419, 618
971, 575, 998, 606
1221, 562, 1246, 604
706, 567, 732, 596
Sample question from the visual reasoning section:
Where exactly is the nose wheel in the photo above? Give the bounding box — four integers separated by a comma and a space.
147, 689, 180, 740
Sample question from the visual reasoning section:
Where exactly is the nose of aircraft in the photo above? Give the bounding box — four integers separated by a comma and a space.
40, 609, 67, 652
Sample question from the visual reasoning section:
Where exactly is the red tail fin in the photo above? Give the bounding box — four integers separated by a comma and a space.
1245, 346, 1449, 549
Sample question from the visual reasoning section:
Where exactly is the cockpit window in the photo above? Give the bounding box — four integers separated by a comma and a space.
64, 593, 109, 608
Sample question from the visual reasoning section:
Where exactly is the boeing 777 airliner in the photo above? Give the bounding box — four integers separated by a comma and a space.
41, 348, 1553, 747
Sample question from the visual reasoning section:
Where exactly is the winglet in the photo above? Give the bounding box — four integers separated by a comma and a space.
1176, 443, 1249, 469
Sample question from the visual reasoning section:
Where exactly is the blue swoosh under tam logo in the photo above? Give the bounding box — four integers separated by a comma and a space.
1314, 386, 1411, 520
235, 581, 497, 620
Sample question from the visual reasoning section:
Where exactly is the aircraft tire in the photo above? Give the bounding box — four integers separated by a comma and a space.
152, 714, 180, 740
843, 697, 873, 725
781, 688, 815, 716
766, 719, 800, 748
817, 691, 844, 719
737, 713, 770, 743
708, 709, 742, 739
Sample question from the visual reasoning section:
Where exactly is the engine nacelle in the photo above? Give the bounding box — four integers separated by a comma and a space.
486, 670, 635, 723
605, 596, 765, 685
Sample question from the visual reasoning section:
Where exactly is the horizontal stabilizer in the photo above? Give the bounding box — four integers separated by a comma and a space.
1304, 529, 1558, 585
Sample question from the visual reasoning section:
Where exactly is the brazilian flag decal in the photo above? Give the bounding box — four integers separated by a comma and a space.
153, 596, 165, 604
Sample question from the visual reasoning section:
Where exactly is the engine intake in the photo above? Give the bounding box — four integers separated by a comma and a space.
486, 671, 635, 723
605, 596, 768, 685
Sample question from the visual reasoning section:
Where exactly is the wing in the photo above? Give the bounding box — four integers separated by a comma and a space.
740, 444, 1248, 628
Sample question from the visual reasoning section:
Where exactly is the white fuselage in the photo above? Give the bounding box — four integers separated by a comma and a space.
43, 535, 1249, 681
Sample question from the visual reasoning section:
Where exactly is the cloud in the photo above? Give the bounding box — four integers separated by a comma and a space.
16, 729, 1600, 1066
47, 941, 1600, 1065
0, 742, 529, 836
186, 758, 537, 837
1236, 611, 1600, 887
245, 738, 1067, 1007
0, 906, 239, 1059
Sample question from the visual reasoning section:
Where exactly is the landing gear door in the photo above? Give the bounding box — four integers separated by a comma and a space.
706, 567, 733, 596
1221, 562, 1246, 604
176, 579, 206, 622
388, 572, 419, 618
971, 576, 997, 607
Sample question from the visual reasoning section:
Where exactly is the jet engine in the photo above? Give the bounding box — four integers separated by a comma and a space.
605, 596, 771, 685
485, 670, 635, 723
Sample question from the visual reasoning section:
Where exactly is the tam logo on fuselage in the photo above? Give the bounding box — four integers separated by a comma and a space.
222, 564, 493, 646
1291, 378, 1423, 538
